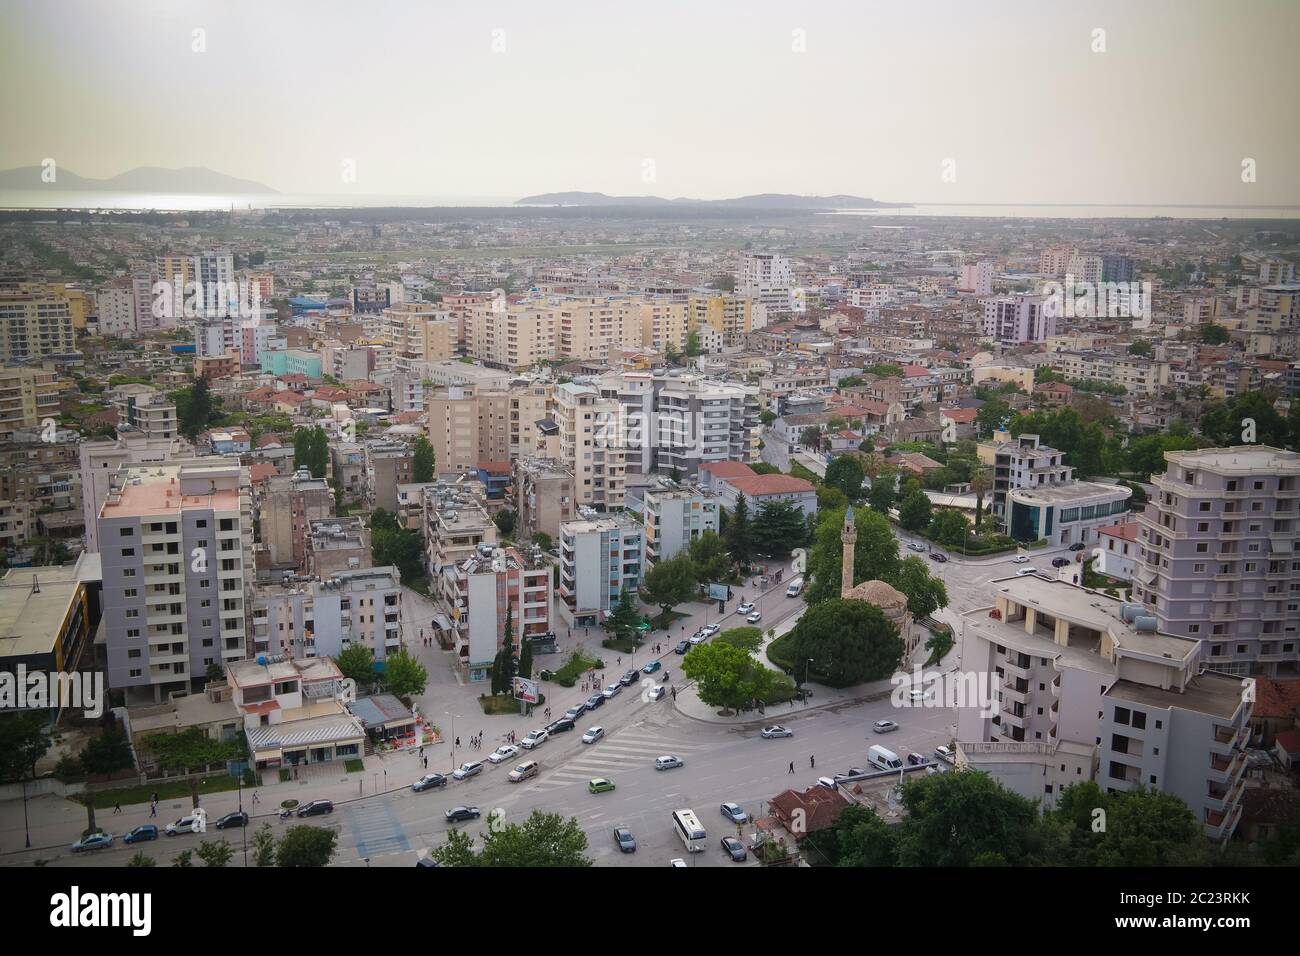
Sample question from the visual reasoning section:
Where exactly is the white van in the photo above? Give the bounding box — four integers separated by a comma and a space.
868, 744, 903, 771
786, 579, 803, 598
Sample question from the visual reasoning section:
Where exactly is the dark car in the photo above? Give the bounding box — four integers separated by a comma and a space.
929, 552, 948, 563
215, 811, 249, 830
296, 800, 334, 818
1068, 542, 1087, 551
675, 639, 691, 655
618, 669, 639, 687
546, 717, 576, 734
614, 827, 637, 853
445, 806, 481, 823
123, 825, 158, 844
415, 857, 440, 868
586, 694, 605, 710
1052, 557, 1071, 568
412, 773, 448, 792
721, 836, 747, 862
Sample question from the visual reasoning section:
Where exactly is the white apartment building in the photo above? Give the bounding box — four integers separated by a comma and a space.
959, 260, 994, 296
555, 381, 625, 511
558, 512, 645, 627
442, 544, 553, 682
252, 565, 402, 663
1048, 350, 1169, 396
957, 575, 1253, 842
981, 294, 1056, 347
643, 482, 720, 564
737, 253, 794, 316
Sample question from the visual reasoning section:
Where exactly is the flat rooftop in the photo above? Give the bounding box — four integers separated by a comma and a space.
1163, 445, 1300, 475
1106, 671, 1246, 720
0, 560, 86, 658
1008, 480, 1132, 506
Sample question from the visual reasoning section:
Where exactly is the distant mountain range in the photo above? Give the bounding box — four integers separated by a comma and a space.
0, 165, 278, 194
515, 191, 909, 209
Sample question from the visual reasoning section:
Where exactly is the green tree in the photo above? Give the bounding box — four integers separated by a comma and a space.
531, 531, 553, 551
518, 638, 534, 682
885, 556, 949, 620
898, 489, 932, 532
804, 803, 900, 866
641, 553, 698, 617
412, 436, 436, 483
683, 331, 702, 357
1044, 781, 1209, 867
759, 409, 777, 425
335, 643, 376, 690
172, 850, 193, 867
824, 455, 865, 500
865, 363, 903, 378
0, 714, 52, 783
928, 509, 970, 548
79, 724, 134, 776
196, 839, 234, 867
293, 425, 329, 477
477, 811, 593, 867
382, 650, 428, 699
778, 598, 904, 686
276, 825, 338, 867
896, 769, 1041, 867
127, 853, 156, 867
713, 626, 764, 653
604, 589, 644, 641
493, 509, 517, 538
252, 824, 277, 867
682, 641, 783, 712
687, 531, 732, 585
725, 493, 754, 565
975, 399, 1013, 439
175, 377, 217, 439
1198, 323, 1229, 345
1128, 339, 1153, 357
804, 506, 899, 605
817, 484, 848, 514
752, 500, 810, 557
867, 473, 896, 514
1200, 391, 1290, 448
430, 826, 479, 866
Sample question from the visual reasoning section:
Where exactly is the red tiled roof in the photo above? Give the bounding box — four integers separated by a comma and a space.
700, 461, 756, 479
1097, 522, 1138, 542
769, 786, 850, 835
941, 407, 977, 424
1252, 678, 1300, 720
256, 434, 283, 448
1275, 728, 1300, 753
725, 474, 815, 497
249, 463, 278, 484
901, 364, 930, 377
477, 461, 512, 474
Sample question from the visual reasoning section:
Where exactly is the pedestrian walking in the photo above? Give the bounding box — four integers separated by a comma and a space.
788, 762, 794, 774
113, 802, 122, 814
252, 791, 260, 805
149, 800, 157, 817
455, 736, 460, 747
151, 791, 158, 805
617, 656, 621, 666
810, 754, 815, 769
423, 757, 428, 769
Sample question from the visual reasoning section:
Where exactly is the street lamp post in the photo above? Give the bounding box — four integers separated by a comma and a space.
237, 771, 247, 867
444, 712, 461, 773
22, 777, 30, 849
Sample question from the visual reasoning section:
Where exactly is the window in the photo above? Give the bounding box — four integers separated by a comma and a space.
119, 527, 134, 537
124, 588, 137, 598
122, 568, 135, 577
121, 548, 135, 557
125, 609, 139, 619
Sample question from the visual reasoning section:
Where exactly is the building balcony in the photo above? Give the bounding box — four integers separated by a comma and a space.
1002, 659, 1032, 681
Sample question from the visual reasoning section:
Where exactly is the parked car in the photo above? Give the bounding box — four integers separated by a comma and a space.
655, 755, 684, 770
1015, 567, 1038, 576
445, 806, 480, 822
929, 552, 948, 563
833, 768, 870, 781
588, 777, 616, 793
71, 831, 113, 853
122, 825, 158, 844
165, 814, 204, 835
688, 632, 708, 646
647, 685, 666, 701
670, 858, 689, 867
761, 725, 793, 738
1012, 555, 1029, 564
487, 745, 519, 764
675, 639, 692, 654
908, 687, 927, 702
721, 802, 749, 824
413, 773, 448, 791
614, 827, 637, 853
934, 745, 956, 763
619, 669, 639, 686
519, 729, 548, 750
1069, 542, 1087, 552
564, 705, 586, 721
581, 726, 605, 744
737, 602, 755, 614
296, 800, 334, 818
907, 542, 927, 552
643, 660, 662, 674
1052, 557, 1071, 568
746, 610, 763, 624
872, 719, 900, 734
215, 811, 249, 830
453, 761, 484, 779
548, 717, 576, 735
508, 760, 540, 783
586, 694, 605, 710
907, 752, 929, 766
720, 836, 747, 862
602, 683, 621, 699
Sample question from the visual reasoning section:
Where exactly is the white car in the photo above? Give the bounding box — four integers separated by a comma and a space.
519, 729, 549, 750
655, 755, 684, 770
487, 744, 519, 764
670, 858, 689, 868
164, 815, 203, 836
1015, 567, 1038, 576
907, 688, 927, 702
746, 610, 762, 624
761, 725, 793, 739
602, 683, 621, 699
737, 602, 755, 615
452, 761, 484, 780
1011, 555, 1029, 564
581, 726, 604, 744
907, 542, 927, 552
701, 623, 720, 637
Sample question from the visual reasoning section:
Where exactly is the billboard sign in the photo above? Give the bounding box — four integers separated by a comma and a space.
707, 583, 731, 602
512, 677, 540, 704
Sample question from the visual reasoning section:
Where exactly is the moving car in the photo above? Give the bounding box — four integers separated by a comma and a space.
296, 800, 334, 818
1012, 555, 1029, 564
1069, 542, 1087, 551
165, 814, 204, 835
412, 773, 448, 791
1015, 567, 1038, 576
614, 827, 637, 853
643, 661, 662, 674
761, 725, 793, 738
123, 825, 158, 844
564, 705, 586, 722
907, 542, 926, 552
786, 580, 803, 597
581, 726, 604, 744
908, 688, 927, 702
586, 694, 605, 710
1052, 557, 1071, 568
215, 811, 249, 830
746, 610, 763, 624
602, 683, 621, 699
507, 760, 539, 783
487, 745, 519, 764
929, 552, 948, 563
737, 602, 755, 615
647, 685, 666, 701
519, 729, 548, 750
453, 761, 484, 779
720, 802, 748, 824
71, 831, 113, 853
720, 836, 748, 862
619, 669, 639, 686
546, 717, 576, 735
872, 719, 900, 734
588, 777, 616, 793
675, 639, 692, 654
445, 806, 480, 822
655, 755, 684, 770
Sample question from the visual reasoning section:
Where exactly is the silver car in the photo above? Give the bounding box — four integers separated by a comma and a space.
452, 761, 484, 780
655, 755, 684, 770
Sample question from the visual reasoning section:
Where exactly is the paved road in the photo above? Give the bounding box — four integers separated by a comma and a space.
9, 689, 954, 868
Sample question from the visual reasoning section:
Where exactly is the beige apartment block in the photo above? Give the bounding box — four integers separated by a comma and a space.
0, 285, 77, 361
0, 366, 60, 441
465, 301, 557, 370
381, 302, 456, 363
688, 292, 753, 345
554, 381, 625, 511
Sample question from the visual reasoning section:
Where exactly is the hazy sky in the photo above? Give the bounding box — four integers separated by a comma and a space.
3, 0, 1297, 204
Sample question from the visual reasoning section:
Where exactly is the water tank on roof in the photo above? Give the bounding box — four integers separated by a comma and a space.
1134, 616, 1158, 632
1120, 603, 1144, 622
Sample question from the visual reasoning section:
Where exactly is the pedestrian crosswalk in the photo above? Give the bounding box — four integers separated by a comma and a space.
524, 729, 709, 792
342, 799, 411, 857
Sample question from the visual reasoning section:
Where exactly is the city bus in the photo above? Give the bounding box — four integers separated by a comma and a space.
671, 808, 706, 853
